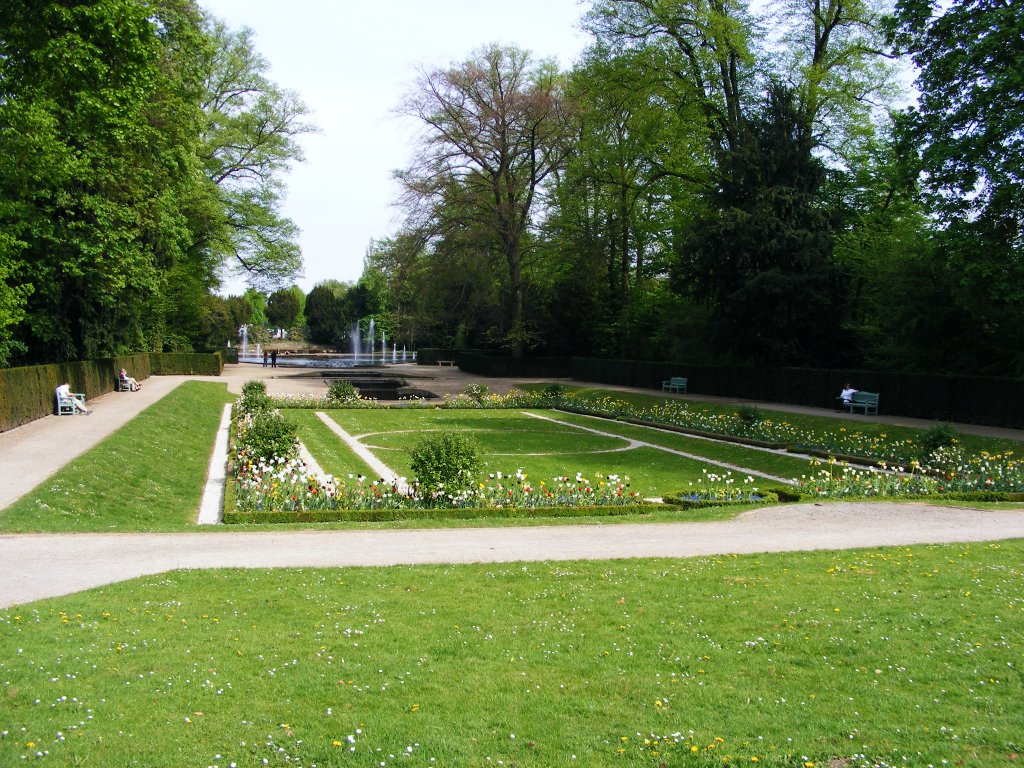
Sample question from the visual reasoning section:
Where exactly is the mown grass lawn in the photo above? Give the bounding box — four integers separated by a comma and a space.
1, 541, 1021, 767
317, 408, 805, 497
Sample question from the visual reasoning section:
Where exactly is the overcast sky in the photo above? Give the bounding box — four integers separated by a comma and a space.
200, 0, 593, 295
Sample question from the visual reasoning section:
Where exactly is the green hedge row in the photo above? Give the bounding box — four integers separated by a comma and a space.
423, 354, 1024, 428
568, 357, 1024, 428
0, 352, 223, 432
224, 503, 671, 525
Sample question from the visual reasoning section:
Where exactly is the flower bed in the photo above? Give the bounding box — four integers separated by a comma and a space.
234, 455, 646, 515
231, 384, 1024, 511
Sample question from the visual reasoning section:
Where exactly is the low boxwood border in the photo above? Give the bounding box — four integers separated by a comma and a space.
223, 503, 673, 525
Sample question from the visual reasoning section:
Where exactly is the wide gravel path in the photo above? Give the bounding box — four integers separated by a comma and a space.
3, 502, 1023, 608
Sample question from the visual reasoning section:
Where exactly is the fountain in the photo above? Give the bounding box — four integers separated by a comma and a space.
367, 318, 376, 364
350, 320, 362, 362
240, 324, 249, 361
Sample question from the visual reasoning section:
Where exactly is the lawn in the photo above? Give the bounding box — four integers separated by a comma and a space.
316, 408, 807, 496
1, 541, 1021, 767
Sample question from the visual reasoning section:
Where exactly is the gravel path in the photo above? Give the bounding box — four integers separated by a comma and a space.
2, 502, 1023, 608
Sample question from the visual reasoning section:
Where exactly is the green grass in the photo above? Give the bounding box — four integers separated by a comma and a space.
320, 409, 790, 499
547, 409, 813, 480
290, 409, 379, 478
2, 541, 1021, 767
0, 381, 234, 532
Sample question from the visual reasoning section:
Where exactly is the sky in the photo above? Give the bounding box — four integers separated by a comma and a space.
200, 0, 594, 295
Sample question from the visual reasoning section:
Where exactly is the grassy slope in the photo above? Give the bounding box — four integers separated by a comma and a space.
0, 381, 234, 532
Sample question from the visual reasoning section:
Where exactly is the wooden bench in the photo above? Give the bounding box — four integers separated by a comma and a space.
662, 376, 688, 394
116, 377, 132, 392
436, 360, 456, 366
57, 392, 87, 415
842, 391, 879, 415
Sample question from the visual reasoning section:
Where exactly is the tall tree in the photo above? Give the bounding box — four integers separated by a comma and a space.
674, 83, 842, 365
305, 280, 348, 345
585, 0, 756, 154
546, 43, 710, 356
0, 0, 215, 361
265, 287, 300, 329
199, 19, 313, 289
397, 44, 571, 356
770, 0, 897, 161
888, 0, 1024, 374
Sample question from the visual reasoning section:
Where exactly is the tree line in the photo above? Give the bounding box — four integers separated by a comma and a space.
0, 0, 310, 367
3, 0, 1020, 378
374, 0, 1023, 376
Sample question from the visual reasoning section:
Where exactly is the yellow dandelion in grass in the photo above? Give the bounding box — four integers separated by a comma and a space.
751, 758, 759, 763
410, 703, 420, 712
690, 746, 699, 753
332, 740, 342, 747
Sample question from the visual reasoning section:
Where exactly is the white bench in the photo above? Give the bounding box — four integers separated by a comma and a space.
57, 392, 88, 415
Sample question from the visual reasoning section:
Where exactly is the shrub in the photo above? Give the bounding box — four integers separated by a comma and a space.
919, 422, 961, 457
542, 382, 567, 400
238, 411, 299, 463
410, 430, 480, 495
737, 404, 763, 423
463, 382, 489, 402
327, 380, 359, 403
240, 380, 271, 414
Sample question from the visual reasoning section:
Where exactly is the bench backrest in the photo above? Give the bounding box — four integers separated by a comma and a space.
851, 391, 879, 404
670, 377, 687, 384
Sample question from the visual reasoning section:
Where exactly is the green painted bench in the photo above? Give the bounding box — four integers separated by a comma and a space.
662, 376, 688, 394
843, 391, 879, 415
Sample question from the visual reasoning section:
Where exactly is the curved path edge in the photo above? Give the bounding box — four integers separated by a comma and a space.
2, 502, 1023, 608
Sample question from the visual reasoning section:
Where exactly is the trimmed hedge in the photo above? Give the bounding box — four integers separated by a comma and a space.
428, 354, 1024, 429
223, 503, 671, 525
0, 352, 223, 432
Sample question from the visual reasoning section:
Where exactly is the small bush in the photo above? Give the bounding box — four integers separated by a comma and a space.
919, 422, 961, 456
543, 383, 567, 400
737, 404, 763, 423
463, 383, 489, 402
240, 380, 271, 414
327, 380, 359, 403
410, 430, 480, 495
239, 411, 299, 462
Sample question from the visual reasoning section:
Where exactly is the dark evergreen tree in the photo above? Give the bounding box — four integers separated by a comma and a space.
673, 84, 843, 365
304, 282, 346, 345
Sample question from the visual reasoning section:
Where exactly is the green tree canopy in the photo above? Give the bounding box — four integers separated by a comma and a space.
265, 287, 300, 329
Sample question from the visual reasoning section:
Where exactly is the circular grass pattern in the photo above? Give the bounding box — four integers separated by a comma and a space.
358, 426, 633, 456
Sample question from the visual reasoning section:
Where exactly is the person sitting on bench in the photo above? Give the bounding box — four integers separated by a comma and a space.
835, 383, 858, 411
56, 382, 91, 414
120, 368, 141, 391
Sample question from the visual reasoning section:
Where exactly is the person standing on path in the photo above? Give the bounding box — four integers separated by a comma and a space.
263, 350, 268, 367
270, 349, 277, 368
